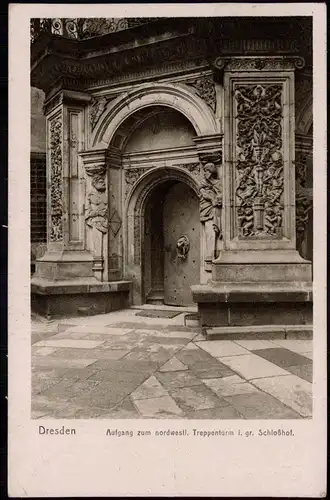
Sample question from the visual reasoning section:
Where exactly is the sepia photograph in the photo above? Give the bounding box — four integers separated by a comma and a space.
8, 3, 327, 497
30, 15, 314, 421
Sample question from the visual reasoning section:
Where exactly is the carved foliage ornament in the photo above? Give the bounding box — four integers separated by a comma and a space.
90, 95, 117, 131
186, 76, 216, 112
85, 166, 108, 234
199, 161, 223, 247
49, 119, 63, 241
234, 84, 284, 238
124, 167, 152, 197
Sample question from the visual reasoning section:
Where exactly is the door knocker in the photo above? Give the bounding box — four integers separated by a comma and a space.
176, 235, 190, 260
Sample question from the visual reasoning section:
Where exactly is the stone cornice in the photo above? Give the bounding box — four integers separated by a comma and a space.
31, 18, 311, 94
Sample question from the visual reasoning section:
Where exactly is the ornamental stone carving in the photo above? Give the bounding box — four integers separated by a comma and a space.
90, 95, 117, 130
214, 56, 305, 73
234, 83, 284, 238
84, 165, 108, 234
124, 167, 152, 197
49, 119, 63, 241
186, 75, 216, 112
199, 162, 223, 258
295, 151, 313, 249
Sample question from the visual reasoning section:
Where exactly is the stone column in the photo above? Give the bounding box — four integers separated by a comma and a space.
33, 90, 95, 281
212, 56, 312, 282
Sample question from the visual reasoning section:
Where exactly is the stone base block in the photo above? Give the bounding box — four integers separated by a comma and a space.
191, 282, 313, 328
204, 325, 313, 341
31, 278, 132, 319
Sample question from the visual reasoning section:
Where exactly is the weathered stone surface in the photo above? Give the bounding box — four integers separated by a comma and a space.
219, 354, 289, 380
203, 375, 260, 397
170, 385, 226, 412
285, 364, 313, 383
251, 347, 313, 369
251, 374, 312, 417
156, 370, 203, 390
131, 376, 168, 400
223, 392, 302, 419
133, 395, 184, 418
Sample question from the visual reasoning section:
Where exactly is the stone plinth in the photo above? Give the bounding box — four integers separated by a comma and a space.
31, 278, 131, 319
191, 281, 313, 327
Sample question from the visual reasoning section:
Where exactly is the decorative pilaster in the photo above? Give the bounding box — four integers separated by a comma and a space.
34, 90, 95, 281
211, 56, 311, 281
295, 133, 313, 259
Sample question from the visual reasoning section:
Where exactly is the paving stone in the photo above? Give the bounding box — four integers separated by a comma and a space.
251, 374, 312, 417
156, 370, 203, 390
193, 333, 206, 342
234, 339, 278, 350
180, 343, 200, 350
138, 335, 188, 345
300, 351, 313, 360
131, 376, 168, 400
65, 326, 133, 336
176, 347, 216, 366
223, 392, 302, 419
31, 395, 72, 415
32, 374, 62, 395
87, 358, 159, 373
31, 410, 50, 419
252, 347, 313, 369
32, 347, 58, 356
57, 324, 76, 332
40, 378, 102, 402
32, 339, 105, 349
185, 405, 244, 419
196, 340, 249, 358
190, 361, 236, 379
270, 339, 313, 353
203, 375, 260, 397
159, 357, 188, 372
286, 364, 313, 383
170, 385, 226, 412
32, 356, 98, 369
133, 395, 184, 418
123, 349, 173, 364
71, 380, 140, 409
219, 354, 289, 380
97, 398, 141, 419
88, 369, 148, 387
50, 348, 130, 360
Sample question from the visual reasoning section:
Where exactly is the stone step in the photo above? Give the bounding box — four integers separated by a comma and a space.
204, 324, 313, 341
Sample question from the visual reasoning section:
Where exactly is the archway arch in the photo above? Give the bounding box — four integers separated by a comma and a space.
124, 166, 202, 305
91, 82, 219, 149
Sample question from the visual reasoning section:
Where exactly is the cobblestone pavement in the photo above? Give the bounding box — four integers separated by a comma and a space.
31, 308, 313, 420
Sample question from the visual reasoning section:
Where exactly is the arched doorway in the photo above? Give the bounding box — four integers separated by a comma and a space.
144, 180, 200, 306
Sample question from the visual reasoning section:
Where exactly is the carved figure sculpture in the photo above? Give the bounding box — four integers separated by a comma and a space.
85, 174, 108, 233
199, 162, 223, 259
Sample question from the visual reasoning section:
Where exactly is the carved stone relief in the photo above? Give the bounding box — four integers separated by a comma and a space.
214, 56, 305, 73
234, 83, 284, 238
84, 166, 108, 234
124, 167, 152, 197
90, 95, 117, 131
186, 75, 216, 112
49, 119, 63, 241
295, 151, 313, 249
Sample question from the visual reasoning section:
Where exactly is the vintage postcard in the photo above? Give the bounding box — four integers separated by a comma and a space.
8, 3, 327, 497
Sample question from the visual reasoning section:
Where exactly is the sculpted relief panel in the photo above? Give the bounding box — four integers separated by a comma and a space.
49, 118, 63, 242
234, 84, 284, 238
85, 166, 108, 234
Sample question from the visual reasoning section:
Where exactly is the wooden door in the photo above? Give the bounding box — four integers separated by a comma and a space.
163, 182, 200, 306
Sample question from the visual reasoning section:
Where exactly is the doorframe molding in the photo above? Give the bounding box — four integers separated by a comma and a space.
124, 165, 202, 305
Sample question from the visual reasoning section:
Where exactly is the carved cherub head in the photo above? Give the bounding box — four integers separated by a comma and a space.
204, 162, 218, 180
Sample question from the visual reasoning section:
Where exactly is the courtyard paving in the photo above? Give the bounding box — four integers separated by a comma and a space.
31, 307, 313, 420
